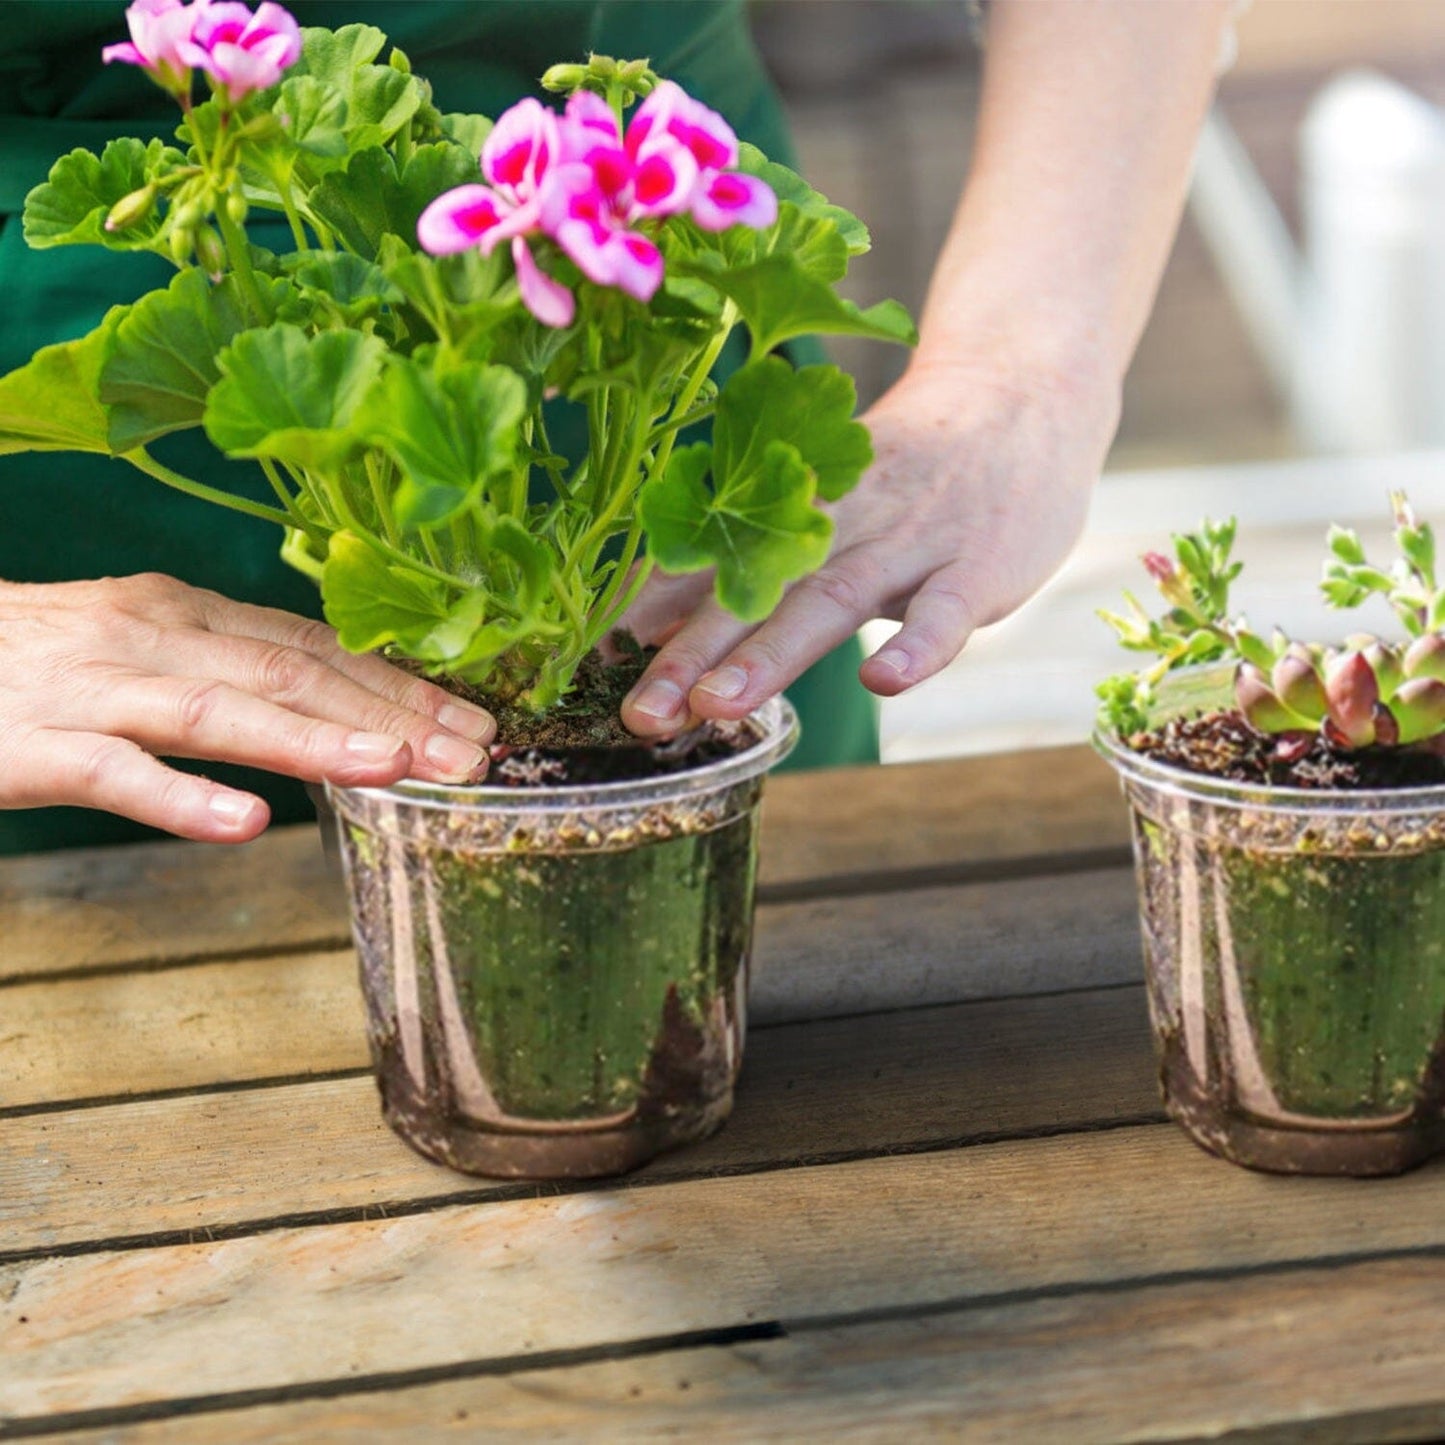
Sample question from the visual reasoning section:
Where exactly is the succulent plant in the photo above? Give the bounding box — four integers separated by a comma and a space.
1098, 493, 1445, 755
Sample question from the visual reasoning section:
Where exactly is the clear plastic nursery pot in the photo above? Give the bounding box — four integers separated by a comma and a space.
325, 698, 798, 1181
1097, 728, 1445, 1177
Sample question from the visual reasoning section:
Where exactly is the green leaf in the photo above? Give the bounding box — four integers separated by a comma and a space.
737, 143, 870, 256
204, 324, 386, 469
0, 310, 124, 456
397, 518, 562, 680
1327, 524, 1366, 565
346, 65, 423, 151
714, 359, 870, 503
310, 143, 479, 259
640, 440, 833, 620
100, 269, 295, 451
23, 138, 184, 251
366, 356, 528, 529
295, 23, 387, 87
686, 253, 916, 357
440, 112, 493, 155
275, 75, 349, 160
283, 251, 400, 322
321, 529, 450, 654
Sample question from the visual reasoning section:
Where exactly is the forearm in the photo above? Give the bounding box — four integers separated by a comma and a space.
918, 0, 1233, 390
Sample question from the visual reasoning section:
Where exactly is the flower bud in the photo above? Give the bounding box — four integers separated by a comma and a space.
193, 224, 227, 279
173, 198, 206, 232
169, 225, 194, 265
586, 53, 619, 81
104, 184, 157, 233
541, 62, 588, 93
225, 192, 249, 226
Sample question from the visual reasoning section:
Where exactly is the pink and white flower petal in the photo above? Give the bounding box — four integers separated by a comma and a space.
482, 97, 559, 199
630, 80, 738, 172
243, 2, 301, 65
559, 90, 621, 161
630, 144, 699, 217
101, 40, 147, 65
417, 185, 508, 254
603, 230, 664, 302
690, 171, 777, 231
512, 237, 575, 328
190, 1, 255, 49
204, 38, 287, 98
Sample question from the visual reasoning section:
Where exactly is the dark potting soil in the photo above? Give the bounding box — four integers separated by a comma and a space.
1130, 709, 1445, 790
424, 641, 760, 789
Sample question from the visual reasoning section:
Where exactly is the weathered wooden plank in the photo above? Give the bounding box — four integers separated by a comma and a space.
8, 1124, 1445, 1422
0, 826, 346, 983
0, 747, 1127, 981
0, 867, 1141, 1111
52, 1255, 1445, 1444
758, 745, 1126, 890
0, 986, 1159, 1257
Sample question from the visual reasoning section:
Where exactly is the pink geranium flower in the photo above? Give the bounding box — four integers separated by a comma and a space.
101, 0, 211, 94
417, 83, 779, 328
191, 1, 302, 102
417, 97, 576, 327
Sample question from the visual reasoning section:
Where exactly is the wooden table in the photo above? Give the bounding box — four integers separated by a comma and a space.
6, 746, 1445, 1442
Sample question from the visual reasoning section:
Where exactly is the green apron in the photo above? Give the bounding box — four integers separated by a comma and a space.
0, 0, 877, 854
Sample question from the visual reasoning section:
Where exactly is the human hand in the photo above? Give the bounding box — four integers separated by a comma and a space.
0, 573, 496, 842
619, 356, 1120, 734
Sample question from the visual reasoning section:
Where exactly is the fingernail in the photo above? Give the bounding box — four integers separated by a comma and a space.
424, 732, 488, 779
346, 731, 407, 763
437, 702, 496, 742
871, 647, 911, 679
695, 665, 749, 701
209, 793, 257, 826
627, 678, 685, 722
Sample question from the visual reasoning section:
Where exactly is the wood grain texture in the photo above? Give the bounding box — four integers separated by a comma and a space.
52, 1255, 1445, 1444
0, 986, 1159, 1257
8, 1125, 1445, 1422
757, 746, 1126, 890
0, 827, 346, 983
0, 867, 1141, 1111
0, 747, 1127, 980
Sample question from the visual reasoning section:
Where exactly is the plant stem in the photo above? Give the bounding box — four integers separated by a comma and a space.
214, 202, 268, 322
648, 302, 737, 486
258, 458, 324, 539
590, 557, 655, 648
365, 453, 402, 546
125, 449, 292, 529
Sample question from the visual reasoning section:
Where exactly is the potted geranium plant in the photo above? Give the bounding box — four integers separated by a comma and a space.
1095, 495, 1445, 1177
0, 2, 915, 1178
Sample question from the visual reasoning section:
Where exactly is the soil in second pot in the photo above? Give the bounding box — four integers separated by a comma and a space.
1128, 709, 1445, 790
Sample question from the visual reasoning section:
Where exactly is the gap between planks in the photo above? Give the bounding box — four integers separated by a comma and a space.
33, 1253, 1445, 1445
0, 865, 1144, 1114
9, 1125, 1445, 1423
0, 746, 1129, 983
0, 984, 1161, 1260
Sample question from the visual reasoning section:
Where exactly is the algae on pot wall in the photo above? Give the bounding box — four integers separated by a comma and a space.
328, 698, 797, 1180
1106, 732, 1445, 1175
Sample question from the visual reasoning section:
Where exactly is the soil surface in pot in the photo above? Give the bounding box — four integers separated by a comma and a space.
1129, 709, 1445, 790
423, 642, 760, 788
